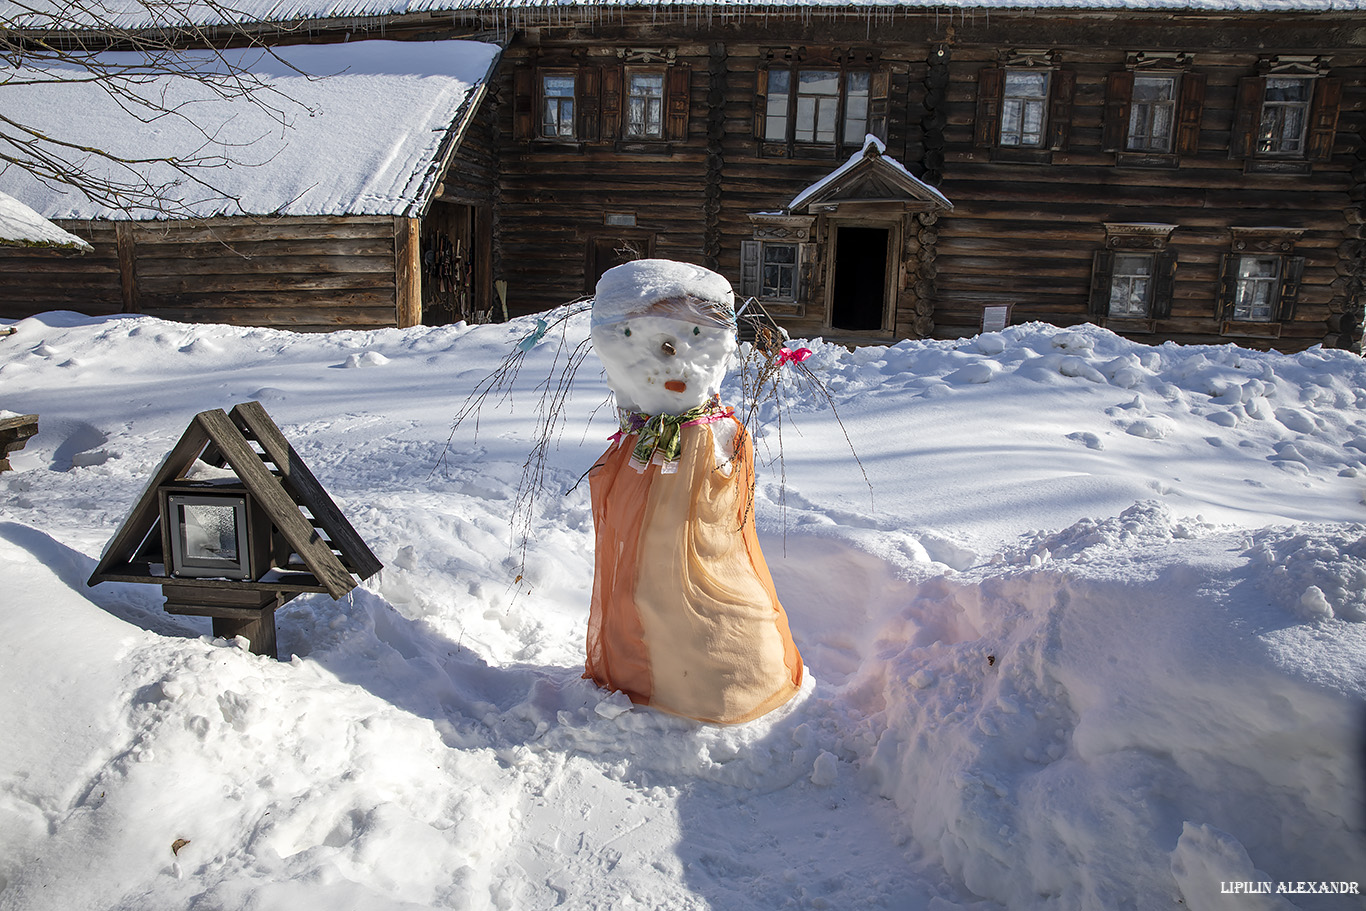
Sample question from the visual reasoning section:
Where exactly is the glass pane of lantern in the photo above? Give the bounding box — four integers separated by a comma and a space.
181, 502, 240, 561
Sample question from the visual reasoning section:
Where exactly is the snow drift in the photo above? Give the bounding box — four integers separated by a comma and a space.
1, 309, 1363, 909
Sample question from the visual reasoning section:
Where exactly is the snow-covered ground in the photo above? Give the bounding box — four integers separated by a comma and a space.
1, 308, 1363, 910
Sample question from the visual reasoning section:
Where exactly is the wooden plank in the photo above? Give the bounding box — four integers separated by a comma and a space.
193, 409, 356, 599
230, 401, 383, 581
88, 418, 211, 585
115, 222, 140, 313
394, 215, 422, 328
96, 564, 329, 593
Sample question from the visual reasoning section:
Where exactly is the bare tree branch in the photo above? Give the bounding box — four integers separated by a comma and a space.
1, 0, 316, 215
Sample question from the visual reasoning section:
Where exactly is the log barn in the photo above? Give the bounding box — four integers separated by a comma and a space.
1, 0, 1363, 351
0, 39, 501, 331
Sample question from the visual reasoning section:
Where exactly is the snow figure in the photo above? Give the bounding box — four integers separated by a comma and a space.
585, 259, 803, 724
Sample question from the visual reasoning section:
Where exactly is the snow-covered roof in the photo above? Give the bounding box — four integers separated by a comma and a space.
788, 135, 953, 213
0, 0, 1360, 31
0, 191, 94, 250
0, 39, 500, 221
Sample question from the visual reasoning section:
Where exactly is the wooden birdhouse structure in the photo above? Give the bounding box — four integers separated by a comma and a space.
88, 401, 382, 658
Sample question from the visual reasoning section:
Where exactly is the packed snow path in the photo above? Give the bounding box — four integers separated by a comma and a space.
2, 310, 1364, 910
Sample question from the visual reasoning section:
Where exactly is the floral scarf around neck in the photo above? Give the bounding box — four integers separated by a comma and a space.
614, 396, 732, 474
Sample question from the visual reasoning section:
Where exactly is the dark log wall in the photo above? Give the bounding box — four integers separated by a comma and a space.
0, 222, 123, 318
933, 14, 1364, 351
477, 9, 1363, 352
0, 216, 408, 332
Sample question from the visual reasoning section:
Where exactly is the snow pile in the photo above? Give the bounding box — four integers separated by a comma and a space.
1, 309, 1364, 909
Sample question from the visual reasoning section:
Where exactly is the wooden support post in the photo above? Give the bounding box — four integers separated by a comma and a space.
394, 216, 422, 328
163, 584, 294, 659
115, 222, 140, 313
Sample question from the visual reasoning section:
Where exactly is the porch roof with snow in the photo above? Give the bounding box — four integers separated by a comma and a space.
787, 135, 952, 214
0, 191, 94, 250
1, 0, 1360, 32
0, 39, 501, 222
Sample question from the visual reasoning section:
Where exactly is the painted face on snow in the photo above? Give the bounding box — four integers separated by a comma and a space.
591, 315, 735, 416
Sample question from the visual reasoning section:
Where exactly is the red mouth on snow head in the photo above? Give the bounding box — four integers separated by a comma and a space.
664, 380, 688, 393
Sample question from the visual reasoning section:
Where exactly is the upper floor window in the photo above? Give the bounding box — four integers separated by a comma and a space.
626, 71, 665, 139
1102, 55, 1205, 165
763, 68, 871, 146
1231, 58, 1341, 172
1257, 77, 1312, 156
1128, 75, 1176, 153
1000, 70, 1049, 147
541, 73, 577, 139
975, 55, 1075, 163
513, 58, 690, 145
755, 51, 886, 155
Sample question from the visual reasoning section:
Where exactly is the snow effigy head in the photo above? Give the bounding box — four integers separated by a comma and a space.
590, 259, 737, 416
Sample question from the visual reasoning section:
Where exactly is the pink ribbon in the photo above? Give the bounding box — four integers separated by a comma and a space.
777, 346, 813, 366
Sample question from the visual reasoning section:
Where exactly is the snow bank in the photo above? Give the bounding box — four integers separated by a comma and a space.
1, 310, 1363, 909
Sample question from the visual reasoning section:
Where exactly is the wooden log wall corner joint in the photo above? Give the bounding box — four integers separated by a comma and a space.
703, 43, 728, 268
115, 222, 140, 313
921, 44, 951, 185
394, 216, 422, 328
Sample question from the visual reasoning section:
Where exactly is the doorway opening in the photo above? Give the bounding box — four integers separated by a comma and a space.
831, 226, 890, 331
586, 234, 656, 294
421, 202, 490, 325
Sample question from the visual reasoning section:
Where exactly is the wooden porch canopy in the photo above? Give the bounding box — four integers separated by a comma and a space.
786, 135, 954, 217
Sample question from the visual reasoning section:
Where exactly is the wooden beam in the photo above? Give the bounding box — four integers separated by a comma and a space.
192, 409, 357, 600
115, 222, 139, 313
230, 401, 383, 580
87, 418, 211, 584
394, 216, 422, 328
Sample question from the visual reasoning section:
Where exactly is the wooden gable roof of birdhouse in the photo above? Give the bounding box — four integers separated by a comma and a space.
88, 401, 381, 598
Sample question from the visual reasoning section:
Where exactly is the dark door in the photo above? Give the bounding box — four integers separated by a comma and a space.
587, 234, 655, 294
831, 226, 889, 331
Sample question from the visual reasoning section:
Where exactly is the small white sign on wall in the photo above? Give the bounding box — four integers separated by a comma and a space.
982, 305, 1011, 333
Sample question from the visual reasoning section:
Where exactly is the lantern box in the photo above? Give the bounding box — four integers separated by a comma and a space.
89, 401, 381, 658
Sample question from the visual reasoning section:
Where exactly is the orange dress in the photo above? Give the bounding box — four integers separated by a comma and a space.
585, 413, 804, 724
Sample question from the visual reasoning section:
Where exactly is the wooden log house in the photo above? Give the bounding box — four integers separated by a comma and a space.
1, 1, 1362, 351
0, 40, 501, 332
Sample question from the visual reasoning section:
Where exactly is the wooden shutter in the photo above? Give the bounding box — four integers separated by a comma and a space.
1276, 255, 1306, 320
601, 66, 623, 140
666, 65, 691, 141
753, 68, 770, 139
740, 241, 760, 298
1306, 78, 1342, 162
1048, 69, 1076, 151
1101, 71, 1134, 153
513, 67, 536, 140
974, 67, 1003, 148
1229, 76, 1265, 159
1089, 251, 1115, 318
1152, 250, 1178, 319
1215, 253, 1240, 321
1175, 73, 1206, 157
868, 69, 891, 142
578, 66, 601, 141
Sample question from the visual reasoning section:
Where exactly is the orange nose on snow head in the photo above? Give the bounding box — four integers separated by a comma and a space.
664, 380, 687, 393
